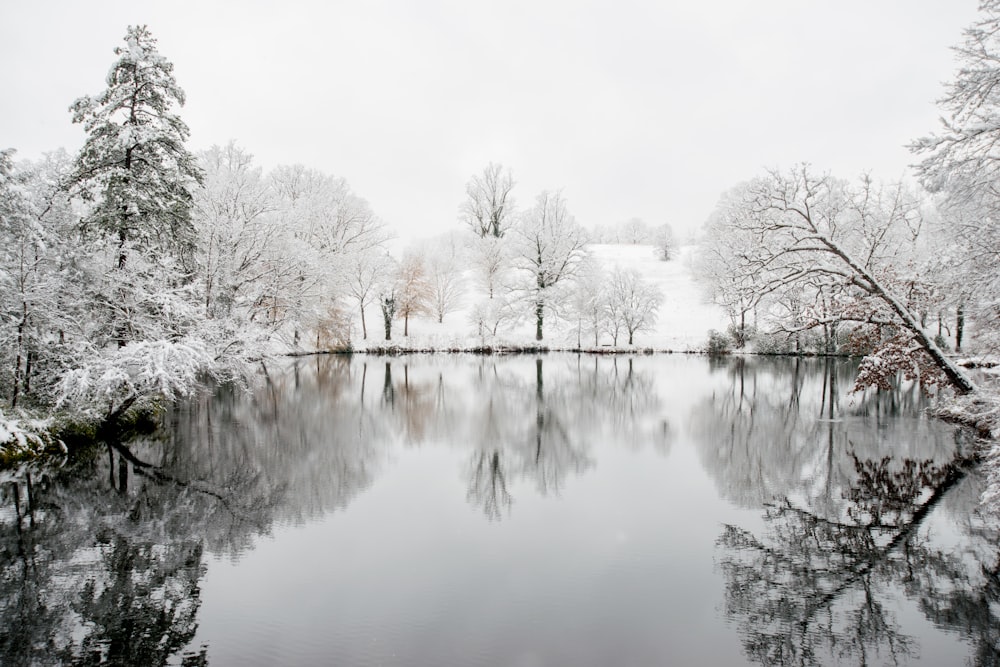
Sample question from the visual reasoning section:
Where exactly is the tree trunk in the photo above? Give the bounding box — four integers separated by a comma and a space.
11, 303, 26, 409
404, 312, 410, 337
535, 301, 544, 341
956, 303, 964, 353
360, 306, 367, 340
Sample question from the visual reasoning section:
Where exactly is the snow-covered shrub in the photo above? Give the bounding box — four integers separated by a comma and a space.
0, 409, 59, 461
754, 332, 791, 355
56, 338, 215, 420
726, 322, 756, 349
706, 329, 731, 355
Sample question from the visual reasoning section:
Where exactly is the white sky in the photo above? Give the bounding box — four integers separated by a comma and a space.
0, 0, 981, 241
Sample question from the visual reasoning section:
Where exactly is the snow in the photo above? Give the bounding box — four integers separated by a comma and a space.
348, 244, 728, 352
0, 409, 56, 458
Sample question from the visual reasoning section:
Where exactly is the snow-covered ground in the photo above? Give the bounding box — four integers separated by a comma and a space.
350, 244, 728, 352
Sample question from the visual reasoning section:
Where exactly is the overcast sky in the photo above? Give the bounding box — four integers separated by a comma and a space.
0, 0, 982, 241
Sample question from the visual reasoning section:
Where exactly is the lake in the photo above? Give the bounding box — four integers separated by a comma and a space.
1, 354, 997, 666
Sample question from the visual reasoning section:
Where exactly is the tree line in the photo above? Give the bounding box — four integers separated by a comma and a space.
0, 26, 667, 452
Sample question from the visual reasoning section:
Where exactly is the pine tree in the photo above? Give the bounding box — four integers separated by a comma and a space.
70, 25, 201, 269
69, 25, 202, 348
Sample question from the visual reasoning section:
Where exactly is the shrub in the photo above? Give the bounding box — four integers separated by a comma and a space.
706, 329, 731, 355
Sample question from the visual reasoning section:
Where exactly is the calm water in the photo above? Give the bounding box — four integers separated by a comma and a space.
1, 354, 997, 666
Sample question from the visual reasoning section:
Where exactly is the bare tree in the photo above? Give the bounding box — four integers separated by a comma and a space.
512, 191, 589, 341
394, 251, 432, 337
460, 162, 516, 238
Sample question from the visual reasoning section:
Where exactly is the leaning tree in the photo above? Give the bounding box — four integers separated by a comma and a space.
706, 165, 975, 394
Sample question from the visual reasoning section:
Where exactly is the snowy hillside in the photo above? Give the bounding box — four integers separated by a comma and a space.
351, 244, 728, 352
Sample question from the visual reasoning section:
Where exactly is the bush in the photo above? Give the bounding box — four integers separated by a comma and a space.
754, 332, 791, 354
706, 329, 731, 355
727, 323, 756, 349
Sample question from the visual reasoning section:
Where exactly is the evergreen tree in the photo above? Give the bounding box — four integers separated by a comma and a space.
70, 25, 201, 269
68, 25, 202, 348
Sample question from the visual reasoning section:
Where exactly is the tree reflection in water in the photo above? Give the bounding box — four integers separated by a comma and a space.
0, 353, 670, 664
700, 357, 1000, 666
461, 356, 666, 520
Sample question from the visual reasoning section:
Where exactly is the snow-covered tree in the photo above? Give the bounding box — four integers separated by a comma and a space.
469, 294, 519, 342
468, 235, 509, 300
269, 163, 390, 346
0, 150, 82, 409
70, 25, 201, 270
606, 267, 663, 345
653, 222, 676, 261
193, 142, 278, 321
344, 248, 393, 340
912, 0, 1000, 355
707, 165, 974, 393
512, 191, 589, 341
696, 189, 764, 349
619, 217, 651, 244
68, 25, 203, 351
567, 254, 608, 347
422, 233, 465, 323
460, 162, 516, 238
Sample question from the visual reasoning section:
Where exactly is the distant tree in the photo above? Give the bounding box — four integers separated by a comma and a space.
695, 195, 762, 349
567, 254, 608, 347
264, 163, 390, 348
344, 248, 393, 340
619, 217, 651, 244
394, 251, 432, 337
606, 267, 663, 345
468, 235, 508, 300
423, 233, 465, 323
653, 222, 676, 261
469, 294, 518, 341
460, 162, 516, 238
512, 191, 589, 340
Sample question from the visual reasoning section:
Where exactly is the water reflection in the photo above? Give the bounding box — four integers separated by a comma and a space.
0, 354, 994, 666
691, 357, 959, 510
697, 357, 1000, 666
1, 459, 210, 666
0, 355, 669, 664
